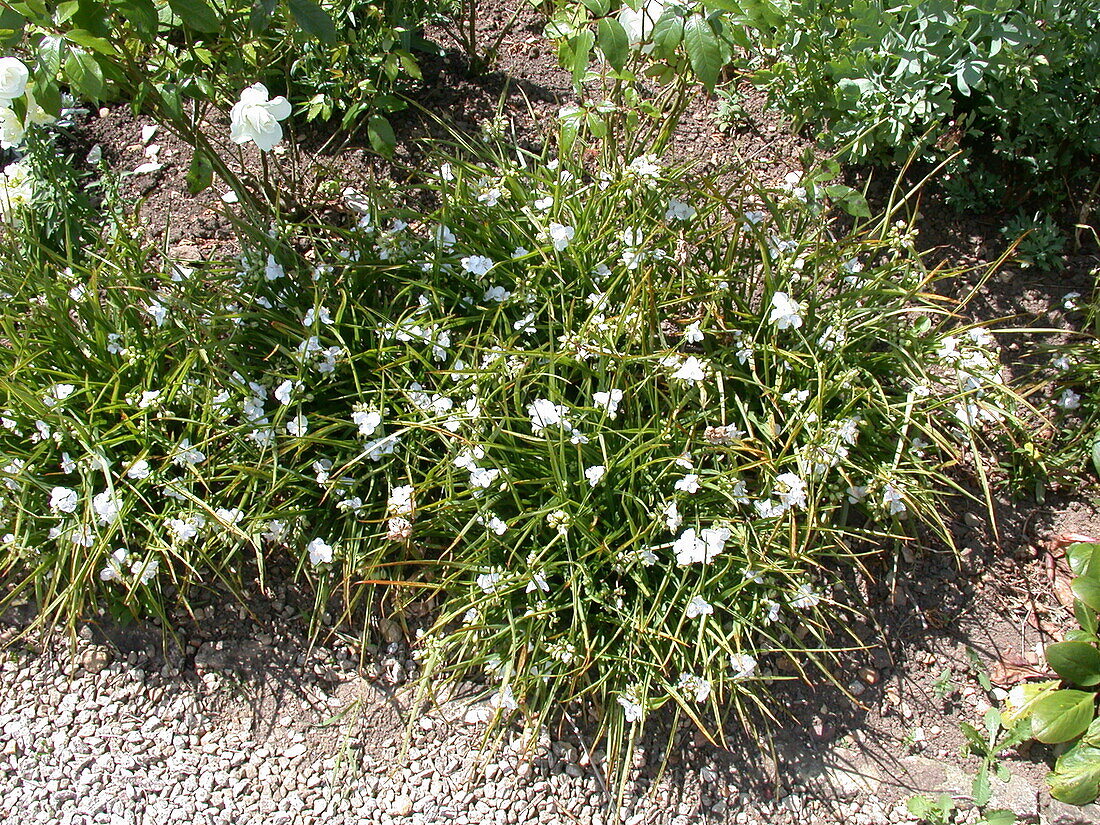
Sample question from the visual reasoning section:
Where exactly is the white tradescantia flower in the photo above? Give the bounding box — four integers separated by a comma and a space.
306, 537, 334, 565
49, 486, 78, 514
673, 526, 729, 565
592, 388, 623, 418
685, 595, 713, 619
0, 58, 28, 104
547, 222, 575, 251
584, 465, 606, 487
730, 653, 758, 681
229, 83, 292, 152
768, 291, 804, 330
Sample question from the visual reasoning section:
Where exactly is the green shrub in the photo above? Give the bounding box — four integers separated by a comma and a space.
746, 0, 1100, 205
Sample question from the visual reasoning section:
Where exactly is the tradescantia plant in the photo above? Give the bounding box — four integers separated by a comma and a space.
1003, 542, 1100, 806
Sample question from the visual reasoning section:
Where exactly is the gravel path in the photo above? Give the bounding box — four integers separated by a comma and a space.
0, 609, 1089, 825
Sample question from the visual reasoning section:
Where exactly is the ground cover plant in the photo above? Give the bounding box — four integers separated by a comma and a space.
0, 0, 1093, 809
0, 72, 1038, 774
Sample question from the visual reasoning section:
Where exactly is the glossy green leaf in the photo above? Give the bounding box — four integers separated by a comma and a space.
1074, 577, 1100, 613
979, 810, 1016, 825
287, 0, 338, 44
167, 0, 219, 32
1030, 689, 1096, 744
597, 17, 629, 72
650, 8, 685, 57
366, 114, 395, 155
1048, 743, 1100, 806
683, 14, 723, 91
580, 0, 609, 15
1047, 641, 1100, 687
63, 29, 117, 56
114, 0, 158, 34
63, 49, 104, 99
1067, 543, 1100, 578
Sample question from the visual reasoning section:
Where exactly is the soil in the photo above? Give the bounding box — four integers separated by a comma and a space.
10, 0, 1100, 822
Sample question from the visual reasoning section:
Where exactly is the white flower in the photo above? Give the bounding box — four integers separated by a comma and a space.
50, 486, 78, 514
528, 398, 568, 434
789, 583, 821, 610
172, 438, 205, 467
130, 557, 159, 585
774, 472, 807, 510
882, 482, 907, 516
584, 465, 606, 487
461, 255, 494, 276
91, 491, 121, 526
303, 306, 333, 326
665, 199, 696, 221
619, 0, 664, 46
592, 388, 623, 418
677, 672, 712, 703
476, 569, 505, 594
0, 107, 24, 149
526, 571, 550, 594
673, 526, 729, 565
534, 196, 553, 211
306, 537, 334, 565
44, 383, 76, 407
469, 466, 501, 489
683, 322, 704, 343
264, 254, 284, 281
685, 595, 713, 619
483, 285, 511, 303
1064, 292, 1082, 311
663, 500, 682, 531
730, 653, 758, 681
229, 83, 292, 152
274, 379, 299, 405
671, 355, 707, 383
386, 516, 413, 541
1057, 388, 1081, 410
617, 685, 646, 722
847, 484, 868, 504
387, 484, 414, 516
0, 58, 28, 104
673, 474, 700, 494
769, 292, 804, 330
547, 222, 575, 251
99, 548, 129, 582
286, 412, 308, 437
352, 407, 383, 437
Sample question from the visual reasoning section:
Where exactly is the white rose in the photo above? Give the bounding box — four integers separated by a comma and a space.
0, 57, 28, 104
0, 107, 24, 149
229, 83, 292, 152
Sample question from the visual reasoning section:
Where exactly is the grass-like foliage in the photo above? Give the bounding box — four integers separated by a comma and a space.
0, 139, 1025, 766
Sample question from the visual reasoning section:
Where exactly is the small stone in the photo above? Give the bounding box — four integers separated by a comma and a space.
858, 667, 880, 686
390, 795, 414, 817
284, 744, 308, 760
377, 618, 404, 644
79, 647, 112, 674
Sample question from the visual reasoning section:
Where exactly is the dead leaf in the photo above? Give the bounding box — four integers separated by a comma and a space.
990, 650, 1055, 687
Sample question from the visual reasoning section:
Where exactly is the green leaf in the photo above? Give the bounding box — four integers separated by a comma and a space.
683, 14, 723, 92
0, 6, 27, 45
186, 151, 213, 195
1090, 434, 1100, 478
568, 29, 594, 91
597, 17, 629, 72
1068, 543, 1100, 578
366, 114, 395, 155
63, 49, 104, 99
1002, 679, 1060, 726
824, 184, 871, 218
1077, 599, 1099, 637
978, 810, 1016, 825
63, 29, 117, 56
166, 0, 220, 33
580, 0, 609, 15
650, 8, 685, 57
287, 0, 338, 44
973, 763, 991, 806
1046, 641, 1100, 687
1074, 577, 1100, 613
1048, 743, 1100, 806
1030, 689, 1096, 744
113, 0, 158, 34
248, 0, 277, 33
